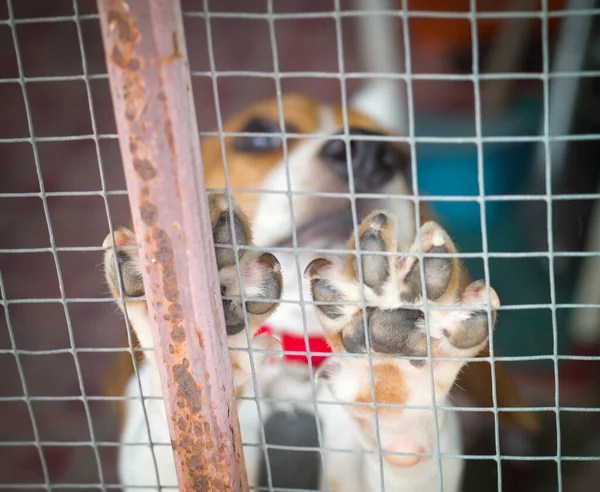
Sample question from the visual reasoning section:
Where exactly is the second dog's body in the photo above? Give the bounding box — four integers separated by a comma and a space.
104, 85, 535, 491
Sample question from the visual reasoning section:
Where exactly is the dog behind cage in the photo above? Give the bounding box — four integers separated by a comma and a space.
3, 0, 600, 491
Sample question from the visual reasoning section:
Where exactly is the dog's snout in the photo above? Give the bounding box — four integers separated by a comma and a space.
319, 128, 408, 190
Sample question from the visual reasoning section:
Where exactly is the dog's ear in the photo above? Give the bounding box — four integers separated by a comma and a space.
457, 348, 541, 434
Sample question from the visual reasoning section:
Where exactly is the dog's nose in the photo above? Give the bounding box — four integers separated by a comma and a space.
319, 128, 408, 190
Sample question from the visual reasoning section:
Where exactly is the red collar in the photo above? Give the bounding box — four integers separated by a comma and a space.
255, 325, 331, 368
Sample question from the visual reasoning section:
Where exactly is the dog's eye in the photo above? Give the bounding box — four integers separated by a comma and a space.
233, 116, 297, 153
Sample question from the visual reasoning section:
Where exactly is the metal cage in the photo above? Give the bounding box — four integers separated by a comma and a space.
1, 0, 600, 491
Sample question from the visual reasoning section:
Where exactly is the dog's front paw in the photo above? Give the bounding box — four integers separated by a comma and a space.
209, 193, 283, 336
208, 193, 284, 390
305, 212, 500, 467
306, 213, 499, 362
102, 194, 283, 394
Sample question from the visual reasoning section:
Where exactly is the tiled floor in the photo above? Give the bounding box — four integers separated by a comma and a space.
1, 1, 599, 491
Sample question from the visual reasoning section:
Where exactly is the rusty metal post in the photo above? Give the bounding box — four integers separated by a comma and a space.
97, 1, 248, 490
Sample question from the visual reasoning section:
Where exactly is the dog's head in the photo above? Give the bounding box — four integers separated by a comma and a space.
201, 93, 418, 251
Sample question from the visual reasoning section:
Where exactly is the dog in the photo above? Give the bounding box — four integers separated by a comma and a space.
103, 86, 538, 491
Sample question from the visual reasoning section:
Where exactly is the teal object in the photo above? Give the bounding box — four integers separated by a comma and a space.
412, 99, 575, 360
415, 99, 542, 233
450, 209, 573, 361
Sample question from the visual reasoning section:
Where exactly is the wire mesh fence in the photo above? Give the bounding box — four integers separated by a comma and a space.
2, 0, 600, 491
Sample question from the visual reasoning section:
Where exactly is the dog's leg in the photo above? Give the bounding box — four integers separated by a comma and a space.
306, 213, 500, 492
102, 192, 283, 398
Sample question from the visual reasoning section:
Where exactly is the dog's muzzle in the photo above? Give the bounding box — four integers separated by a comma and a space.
319, 127, 410, 192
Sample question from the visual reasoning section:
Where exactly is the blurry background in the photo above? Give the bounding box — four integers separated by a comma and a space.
2, 0, 600, 490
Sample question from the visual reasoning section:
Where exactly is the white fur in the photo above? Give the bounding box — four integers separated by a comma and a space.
317, 352, 464, 491
252, 106, 348, 248
118, 304, 177, 490
361, 406, 463, 492
120, 362, 177, 490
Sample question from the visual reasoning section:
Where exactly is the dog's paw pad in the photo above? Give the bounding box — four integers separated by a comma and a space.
244, 253, 283, 316
351, 212, 394, 294
223, 251, 282, 335
363, 308, 426, 356
209, 192, 252, 270
442, 281, 500, 350
222, 299, 246, 336
402, 221, 458, 302
304, 259, 346, 321
102, 228, 144, 298
221, 251, 282, 335
339, 308, 427, 361
210, 193, 283, 336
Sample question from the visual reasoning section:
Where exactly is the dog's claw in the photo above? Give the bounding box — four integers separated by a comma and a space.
210, 193, 252, 270
404, 223, 455, 301
245, 253, 283, 316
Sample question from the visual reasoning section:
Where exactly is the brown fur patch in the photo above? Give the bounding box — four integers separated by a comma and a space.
424, 225, 463, 305
323, 330, 346, 355
333, 106, 402, 138
104, 321, 144, 428
355, 362, 407, 413
202, 94, 321, 214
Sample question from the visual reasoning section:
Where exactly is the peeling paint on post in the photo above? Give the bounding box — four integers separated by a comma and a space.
96, 1, 248, 490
